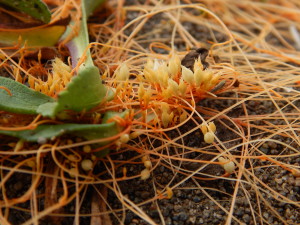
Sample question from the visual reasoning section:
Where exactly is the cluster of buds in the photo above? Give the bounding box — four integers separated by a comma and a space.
140, 155, 152, 180
143, 55, 180, 87
200, 121, 216, 144
181, 58, 220, 91
143, 56, 187, 98
113, 54, 222, 131
157, 103, 189, 128
161, 102, 174, 128
28, 58, 72, 97
114, 63, 130, 89
138, 84, 152, 107
157, 186, 173, 199
141, 54, 220, 100
218, 157, 235, 174
115, 133, 130, 150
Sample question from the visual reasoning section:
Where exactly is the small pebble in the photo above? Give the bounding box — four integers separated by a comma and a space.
275, 178, 283, 184
193, 196, 201, 203
203, 209, 210, 218
242, 214, 251, 223
260, 147, 269, 154
131, 219, 139, 223
268, 141, 277, 149
140, 191, 150, 199
13, 181, 23, 191
263, 212, 269, 219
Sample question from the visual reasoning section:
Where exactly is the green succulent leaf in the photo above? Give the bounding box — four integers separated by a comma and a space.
0, 111, 126, 143
55, 66, 107, 112
0, 24, 67, 47
37, 66, 108, 118
0, 77, 54, 114
0, 0, 51, 23
0, 122, 118, 142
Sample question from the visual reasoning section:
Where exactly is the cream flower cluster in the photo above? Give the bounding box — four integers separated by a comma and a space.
142, 55, 220, 98
113, 55, 221, 138
29, 58, 72, 97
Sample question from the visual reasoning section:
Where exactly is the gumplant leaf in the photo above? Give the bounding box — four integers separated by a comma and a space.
0, 0, 51, 23
37, 66, 108, 118
0, 111, 126, 143
0, 122, 118, 142
0, 77, 54, 114
54, 66, 107, 112
0, 18, 70, 47
0, 25, 66, 47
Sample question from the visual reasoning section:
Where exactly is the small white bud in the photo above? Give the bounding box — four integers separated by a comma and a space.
181, 66, 194, 85
204, 131, 215, 144
218, 157, 235, 174
81, 159, 93, 171
208, 122, 216, 133
202, 70, 213, 84
200, 123, 208, 135
168, 55, 181, 77
14, 140, 24, 152
68, 154, 77, 162
179, 110, 188, 123
157, 63, 169, 87
138, 84, 145, 100
83, 145, 91, 153
116, 63, 129, 81
168, 79, 179, 95
91, 155, 97, 161
194, 68, 205, 86
178, 79, 187, 95
26, 160, 36, 168
140, 168, 151, 180
144, 160, 152, 169
120, 134, 130, 144
69, 168, 77, 177
130, 131, 142, 139
162, 111, 174, 128
166, 187, 173, 199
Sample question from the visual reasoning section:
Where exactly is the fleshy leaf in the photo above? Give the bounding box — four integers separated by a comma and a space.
55, 66, 107, 112
0, 122, 118, 142
0, 0, 51, 23
37, 66, 108, 118
0, 18, 70, 47
0, 111, 126, 143
0, 77, 54, 114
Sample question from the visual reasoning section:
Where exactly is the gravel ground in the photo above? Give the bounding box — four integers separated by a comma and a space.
1, 1, 300, 225
106, 92, 300, 225
106, 1, 300, 224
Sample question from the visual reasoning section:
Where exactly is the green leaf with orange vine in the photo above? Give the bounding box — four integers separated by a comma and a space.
0, 121, 120, 142
0, 0, 125, 153
37, 66, 109, 118
0, 111, 126, 155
